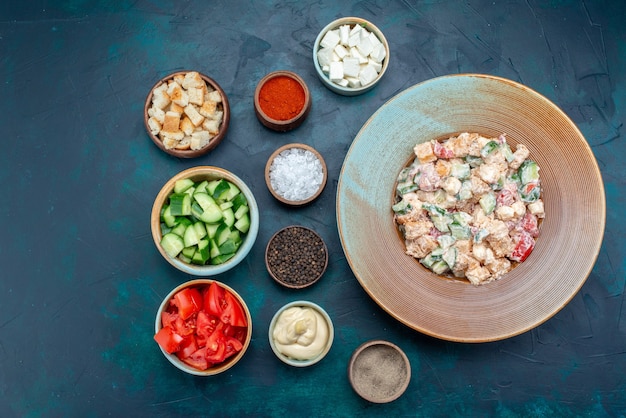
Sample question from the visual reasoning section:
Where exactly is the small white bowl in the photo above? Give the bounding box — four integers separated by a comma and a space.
268, 301, 334, 367
313, 17, 389, 96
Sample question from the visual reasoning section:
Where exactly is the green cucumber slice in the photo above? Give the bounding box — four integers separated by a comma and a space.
215, 223, 231, 246
161, 205, 177, 228
234, 213, 250, 233
174, 178, 195, 194
210, 253, 235, 265
205, 223, 219, 239
211, 179, 231, 200
169, 193, 192, 216
181, 246, 196, 259
222, 208, 235, 227
231, 193, 248, 211
193, 222, 207, 240
170, 217, 191, 237
161, 233, 184, 258
234, 204, 249, 220
183, 224, 201, 247
479, 192, 496, 215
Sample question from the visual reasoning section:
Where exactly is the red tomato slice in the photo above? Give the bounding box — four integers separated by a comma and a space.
519, 212, 539, 238
161, 311, 179, 329
510, 231, 535, 262
172, 287, 203, 320
224, 336, 244, 360
221, 291, 247, 327
204, 282, 225, 317
177, 335, 198, 359
154, 326, 183, 354
182, 347, 210, 371
171, 316, 195, 337
433, 140, 455, 158
204, 330, 227, 363
195, 311, 220, 348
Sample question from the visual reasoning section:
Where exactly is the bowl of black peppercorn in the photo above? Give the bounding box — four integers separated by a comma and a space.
265, 226, 328, 289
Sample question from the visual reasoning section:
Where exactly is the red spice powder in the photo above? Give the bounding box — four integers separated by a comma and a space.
259, 76, 306, 121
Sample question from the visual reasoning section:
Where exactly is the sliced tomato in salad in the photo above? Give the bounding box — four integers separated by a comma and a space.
195, 311, 219, 348
172, 287, 203, 320
510, 231, 535, 262
224, 336, 244, 360
204, 282, 225, 317
182, 347, 210, 371
177, 335, 198, 359
221, 291, 247, 327
204, 329, 227, 363
154, 326, 184, 354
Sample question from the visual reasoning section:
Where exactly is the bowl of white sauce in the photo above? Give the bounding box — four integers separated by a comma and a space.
268, 300, 334, 367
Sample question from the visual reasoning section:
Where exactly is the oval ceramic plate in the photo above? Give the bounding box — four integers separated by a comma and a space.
337, 74, 606, 342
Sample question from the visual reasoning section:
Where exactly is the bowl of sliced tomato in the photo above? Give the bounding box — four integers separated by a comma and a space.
154, 279, 252, 375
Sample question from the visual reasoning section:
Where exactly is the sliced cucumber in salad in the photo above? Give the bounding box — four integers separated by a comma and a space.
159, 178, 251, 266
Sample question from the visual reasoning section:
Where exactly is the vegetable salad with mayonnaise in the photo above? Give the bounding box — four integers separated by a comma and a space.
393, 132, 545, 286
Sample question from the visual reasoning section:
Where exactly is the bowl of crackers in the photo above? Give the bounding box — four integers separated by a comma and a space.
144, 70, 230, 158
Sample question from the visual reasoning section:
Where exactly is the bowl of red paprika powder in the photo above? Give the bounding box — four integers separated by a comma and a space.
254, 71, 311, 132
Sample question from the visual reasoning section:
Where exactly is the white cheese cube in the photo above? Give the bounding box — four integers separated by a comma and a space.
329, 61, 344, 82
343, 57, 361, 78
370, 43, 387, 63
322, 65, 330, 74
348, 32, 360, 48
349, 24, 362, 36
356, 35, 374, 58
358, 64, 379, 86
320, 29, 340, 49
346, 77, 361, 88
317, 47, 334, 67
334, 44, 349, 60
351, 47, 369, 64
339, 24, 350, 45
367, 58, 382, 73
335, 78, 349, 87
527, 200, 545, 218
368, 31, 382, 47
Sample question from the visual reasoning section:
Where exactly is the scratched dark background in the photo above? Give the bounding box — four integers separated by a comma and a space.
0, 0, 624, 416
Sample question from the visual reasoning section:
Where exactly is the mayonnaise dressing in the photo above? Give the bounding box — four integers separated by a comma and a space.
272, 306, 329, 360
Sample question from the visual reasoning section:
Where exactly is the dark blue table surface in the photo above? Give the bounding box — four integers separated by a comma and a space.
1, 1, 625, 416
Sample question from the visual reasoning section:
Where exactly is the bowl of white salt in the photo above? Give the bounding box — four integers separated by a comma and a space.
265, 143, 327, 206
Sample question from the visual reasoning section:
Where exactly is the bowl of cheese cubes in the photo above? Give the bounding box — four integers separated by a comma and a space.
151, 166, 259, 276
144, 71, 230, 158
313, 17, 389, 96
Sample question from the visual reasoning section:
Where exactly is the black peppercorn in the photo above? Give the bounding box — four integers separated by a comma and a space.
265, 226, 328, 288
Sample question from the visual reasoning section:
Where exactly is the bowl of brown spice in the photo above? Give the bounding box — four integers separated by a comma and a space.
265, 225, 328, 289
254, 71, 311, 132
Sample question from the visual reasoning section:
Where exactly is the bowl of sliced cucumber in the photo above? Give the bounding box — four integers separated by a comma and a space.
151, 166, 259, 276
